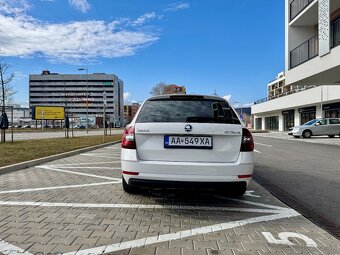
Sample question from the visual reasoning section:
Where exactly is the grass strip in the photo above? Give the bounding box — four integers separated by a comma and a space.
0, 135, 121, 167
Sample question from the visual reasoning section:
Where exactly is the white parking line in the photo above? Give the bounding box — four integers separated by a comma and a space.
0, 200, 284, 214
64, 210, 300, 255
244, 190, 261, 198
58, 167, 121, 170
0, 197, 300, 255
0, 239, 33, 255
254, 149, 261, 154
47, 162, 119, 167
36, 166, 121, 181
255, 142, 272, 147
0, 182, 118, 194
81, 154, 119, 159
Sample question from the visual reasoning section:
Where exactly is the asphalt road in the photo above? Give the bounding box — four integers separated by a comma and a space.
4, 129, 123, 141
253, 135, 340, 237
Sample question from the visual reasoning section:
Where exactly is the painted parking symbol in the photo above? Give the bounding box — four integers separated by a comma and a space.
262, 232, 318, 247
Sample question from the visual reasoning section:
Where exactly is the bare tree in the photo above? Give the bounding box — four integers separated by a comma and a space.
150, 82, 167, 96
0, 58, 15, 142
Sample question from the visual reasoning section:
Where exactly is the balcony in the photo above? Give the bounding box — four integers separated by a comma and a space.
290, 0, 314, 21
290, 34, 318, 69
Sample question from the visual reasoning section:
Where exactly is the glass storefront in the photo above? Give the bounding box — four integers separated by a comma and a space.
325, 109, 340, 118
300, 112, 316, 125
265, 116, 279, 131
255, 118, 262, 130
324, 102, 340, 118
299, 106, 316, 125
282, 110, 295, 131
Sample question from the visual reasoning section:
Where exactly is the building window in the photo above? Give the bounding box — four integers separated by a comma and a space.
265, 116, 279, 131
325, 109, 340, 118
300, 112, 316, 125
290, 35, 318, 69
255, 118, 262, 130
299, 106, 316, 125
290, 0, 314, 21
282, 110, 295, 131
331, 17, 340, 48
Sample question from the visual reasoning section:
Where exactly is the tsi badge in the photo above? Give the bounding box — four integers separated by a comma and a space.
184, 124, 192, 132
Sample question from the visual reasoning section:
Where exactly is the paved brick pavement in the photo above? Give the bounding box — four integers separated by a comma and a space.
0, 144, 339, 254
253, 131, 340, 146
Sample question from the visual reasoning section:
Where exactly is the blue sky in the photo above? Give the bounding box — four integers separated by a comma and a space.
0, 0, 284, 107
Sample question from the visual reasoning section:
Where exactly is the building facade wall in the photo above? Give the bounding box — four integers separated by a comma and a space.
29, 71, 124, 126
285, 0, 340, 86
253, 86, 340, 131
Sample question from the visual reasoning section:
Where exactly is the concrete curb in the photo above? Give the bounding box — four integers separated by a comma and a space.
0, 141, 121, 175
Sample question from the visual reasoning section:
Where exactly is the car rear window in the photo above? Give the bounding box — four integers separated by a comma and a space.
136, 99, 241, 124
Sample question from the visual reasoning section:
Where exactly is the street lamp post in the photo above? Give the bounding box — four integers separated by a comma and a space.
78, 68, 89, 133
103, 91, 107, 142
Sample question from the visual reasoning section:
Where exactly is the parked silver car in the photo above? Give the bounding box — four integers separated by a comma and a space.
288, 118, 340, 138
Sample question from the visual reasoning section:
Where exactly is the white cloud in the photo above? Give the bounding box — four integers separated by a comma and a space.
223, 95, 232, 102
242, 102, 254, 107
124, 92, 137, 105
69, 0, 90, 13
131, 12, 157, 26
123, 92, 131, 102
0, 0, 30, 15
0, 1, 159, 64
222, 94, 252, 108
164, 2, 190, 12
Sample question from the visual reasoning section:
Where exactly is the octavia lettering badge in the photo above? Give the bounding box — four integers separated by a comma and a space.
184, 124, 192, 132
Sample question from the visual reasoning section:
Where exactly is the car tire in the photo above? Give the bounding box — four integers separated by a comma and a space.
302, 130, 312, 138
328, 135, 335, 138
219, 183, 246, 197
232, 184, 247, 197
122, 177, 140, 194
293, 136, 300, 138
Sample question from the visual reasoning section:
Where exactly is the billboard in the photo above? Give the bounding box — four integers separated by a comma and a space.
33, 106, 65, 120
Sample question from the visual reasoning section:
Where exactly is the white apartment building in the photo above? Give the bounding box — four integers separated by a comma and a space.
29, 70, 124, 126
252, 0, 340, 131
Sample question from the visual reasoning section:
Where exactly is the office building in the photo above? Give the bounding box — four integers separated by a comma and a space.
29, 70, 124, 126
252, 0, 340, 131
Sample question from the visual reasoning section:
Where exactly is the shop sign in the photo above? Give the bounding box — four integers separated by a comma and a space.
282, 109, 295, 115
323, 102, 340, 110
298, 106, 316, 113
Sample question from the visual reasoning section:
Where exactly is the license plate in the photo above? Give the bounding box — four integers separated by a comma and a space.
164, 135, 213, 149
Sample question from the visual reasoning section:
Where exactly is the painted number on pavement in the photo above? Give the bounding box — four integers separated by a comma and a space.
262, 232, 317, 247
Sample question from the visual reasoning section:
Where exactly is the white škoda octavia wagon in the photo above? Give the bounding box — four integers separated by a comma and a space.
121, 95, 254, 196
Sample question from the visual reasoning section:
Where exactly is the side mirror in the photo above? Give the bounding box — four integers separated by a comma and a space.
315, 122, 320, 126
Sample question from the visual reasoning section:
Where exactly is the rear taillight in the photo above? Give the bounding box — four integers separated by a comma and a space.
240, 128, 254, 152
121, 126, 136, 149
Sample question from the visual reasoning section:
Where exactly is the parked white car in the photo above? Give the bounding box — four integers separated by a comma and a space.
121, 94, 254, 196
288, 118, 340, 138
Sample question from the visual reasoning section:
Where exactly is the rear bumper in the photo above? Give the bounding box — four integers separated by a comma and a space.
129, 179, 247, 189
121, 149, 254, 185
